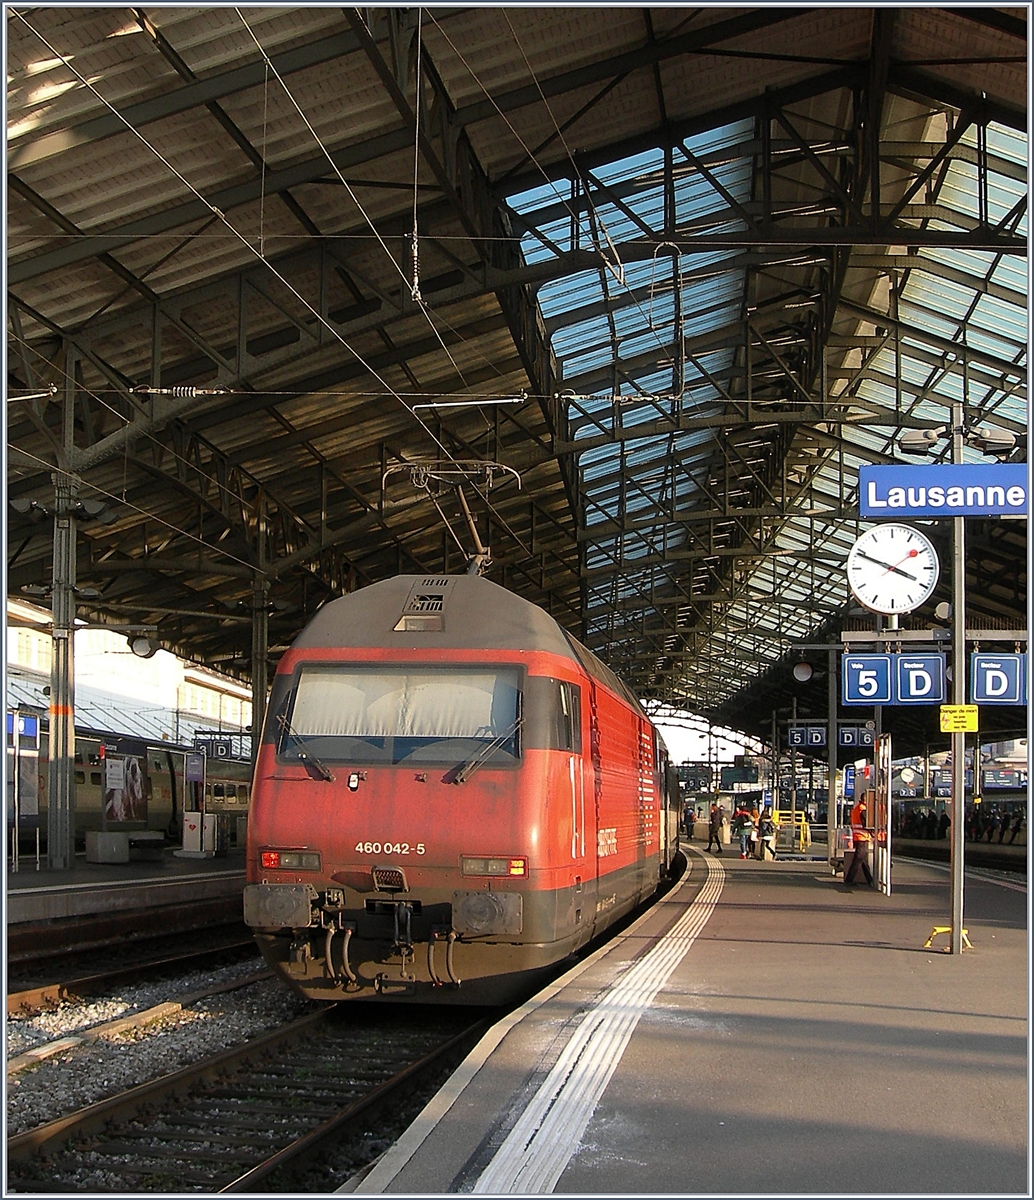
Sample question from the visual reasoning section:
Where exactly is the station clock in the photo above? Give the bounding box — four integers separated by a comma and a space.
846, 523, 940, 615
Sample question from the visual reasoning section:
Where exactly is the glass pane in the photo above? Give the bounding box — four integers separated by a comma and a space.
280, 666, 521, 766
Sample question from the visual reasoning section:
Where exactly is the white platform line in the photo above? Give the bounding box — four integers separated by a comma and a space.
895, 856, 1027, 894
349, 852, 719, 1194
471, 855, 724, 1194
9, 870, 243, 897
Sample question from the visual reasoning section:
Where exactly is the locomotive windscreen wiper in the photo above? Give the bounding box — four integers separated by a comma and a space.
452, 715, 523, 784
277, 713, 335, 781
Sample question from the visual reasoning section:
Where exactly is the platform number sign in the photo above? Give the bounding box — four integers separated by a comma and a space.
838, 726, 875, 748
895, 654, 946, 705
843, 654, 892, 705
843, 653, 946, 706
788, 726, 827, 748
971, 653, 1026, 705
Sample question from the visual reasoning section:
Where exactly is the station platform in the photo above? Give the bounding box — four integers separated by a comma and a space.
894, 835, 1027, 872
352, 848, 1028, 1195
5, 848, 245, 929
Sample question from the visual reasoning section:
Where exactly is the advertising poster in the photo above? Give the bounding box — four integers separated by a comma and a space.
104, 742, 149, 822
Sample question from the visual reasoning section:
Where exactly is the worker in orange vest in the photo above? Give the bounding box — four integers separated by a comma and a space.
844, 798, 873, 886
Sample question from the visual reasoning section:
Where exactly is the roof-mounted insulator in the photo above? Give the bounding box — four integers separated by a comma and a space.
132, 386, 229, 397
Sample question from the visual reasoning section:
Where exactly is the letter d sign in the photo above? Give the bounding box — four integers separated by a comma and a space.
971, 653, 1026, 705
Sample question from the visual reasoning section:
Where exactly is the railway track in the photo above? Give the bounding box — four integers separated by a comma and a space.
8, 937, 259, 1017
7, 1005, 490, 1193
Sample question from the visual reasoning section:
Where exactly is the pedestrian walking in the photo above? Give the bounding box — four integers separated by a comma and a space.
757, 808, 776, 860
844, 799, 873, 885
731, 805, 754, 858
706, 802, 725, 854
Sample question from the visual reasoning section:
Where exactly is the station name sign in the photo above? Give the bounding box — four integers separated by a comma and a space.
859, 464, 1027, 518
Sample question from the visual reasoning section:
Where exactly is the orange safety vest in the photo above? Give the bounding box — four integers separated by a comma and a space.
850, 802, 871, 841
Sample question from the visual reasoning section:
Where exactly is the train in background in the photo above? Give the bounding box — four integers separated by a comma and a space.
6, 717, 251, 851
244, 574, 682, 1006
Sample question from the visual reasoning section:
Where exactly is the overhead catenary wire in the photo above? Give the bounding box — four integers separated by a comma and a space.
427, 12, 687, 396
500, 10, 626, 290
10, 9, 456, 469
8, 11, 579, 575
8, 326, 542, 578
232, 7, 473, 391
10, 10, 541, 573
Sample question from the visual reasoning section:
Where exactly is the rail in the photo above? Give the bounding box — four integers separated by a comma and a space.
7, 1007, 490, 1192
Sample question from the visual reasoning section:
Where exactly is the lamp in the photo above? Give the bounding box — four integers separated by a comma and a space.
128, 635, 158, 659
9, 497, 49, 523
898, 424, 1022, 461
966, 426, 1017, 456
897, 427, 945, 453
792, 662, 814, 683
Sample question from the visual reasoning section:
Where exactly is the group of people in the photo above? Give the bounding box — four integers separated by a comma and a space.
896, 807, 950, 840
894, 805, 1025, 845
965, 806, 1024, 845
682, 801, 776, 860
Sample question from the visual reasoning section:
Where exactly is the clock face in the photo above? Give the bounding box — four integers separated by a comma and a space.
846, 524, 940, 615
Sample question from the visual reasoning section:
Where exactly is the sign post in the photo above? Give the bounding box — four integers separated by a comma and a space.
949, 441, 967, 956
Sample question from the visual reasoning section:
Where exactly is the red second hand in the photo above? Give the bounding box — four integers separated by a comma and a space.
883, 547, 919, 574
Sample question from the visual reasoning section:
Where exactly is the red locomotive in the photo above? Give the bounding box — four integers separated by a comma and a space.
244, 574, 681, 1004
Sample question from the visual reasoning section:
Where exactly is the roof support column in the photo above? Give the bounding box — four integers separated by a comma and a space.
47, 348, 79, 869
251, 496, 269, 764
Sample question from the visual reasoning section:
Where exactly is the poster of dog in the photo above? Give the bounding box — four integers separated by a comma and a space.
104, 752, 148, 823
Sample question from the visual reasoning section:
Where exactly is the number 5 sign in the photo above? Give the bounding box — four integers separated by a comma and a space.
843, 654, 892, 705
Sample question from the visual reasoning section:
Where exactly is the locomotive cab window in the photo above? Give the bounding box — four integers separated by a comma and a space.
523, 677, 582, 752
277, 665, 522, 767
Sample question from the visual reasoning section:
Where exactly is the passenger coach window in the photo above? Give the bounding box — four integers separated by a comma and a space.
278, 666, 522, 767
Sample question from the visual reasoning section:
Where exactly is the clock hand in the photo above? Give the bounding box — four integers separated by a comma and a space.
856, 550, 919, 581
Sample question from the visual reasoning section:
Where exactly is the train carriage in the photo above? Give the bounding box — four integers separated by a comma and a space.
10, 728, 252, 850
244, 575, 680, 1005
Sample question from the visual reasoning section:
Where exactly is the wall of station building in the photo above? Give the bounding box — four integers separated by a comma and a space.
6, 603, 252, 739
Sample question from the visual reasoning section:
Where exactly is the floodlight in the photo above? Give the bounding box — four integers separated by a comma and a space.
898, 427, 945, 453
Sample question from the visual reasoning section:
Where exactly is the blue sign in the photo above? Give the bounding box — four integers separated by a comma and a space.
838, 726, 875, 748
971, 653, 1026, 705
788, 726, 827, 748
195, 736, 233, 759
843, 654, 892, 704
185, 753, 206, 783
844, 766, 855, 796
5, 713, 39, 739
895, 654, 946, 705
859, 464, 1027, 518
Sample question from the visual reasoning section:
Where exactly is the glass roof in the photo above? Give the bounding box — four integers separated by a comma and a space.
507, 111, 1026, 711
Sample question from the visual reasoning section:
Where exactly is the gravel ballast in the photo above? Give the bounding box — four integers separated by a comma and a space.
6, 961, 315, 1135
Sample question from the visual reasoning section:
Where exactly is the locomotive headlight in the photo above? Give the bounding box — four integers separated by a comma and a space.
462, 856, 528, 878
260, 849, 322, 871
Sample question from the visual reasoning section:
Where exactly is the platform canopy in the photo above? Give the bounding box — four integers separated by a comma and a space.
6, 7, 1027, 753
